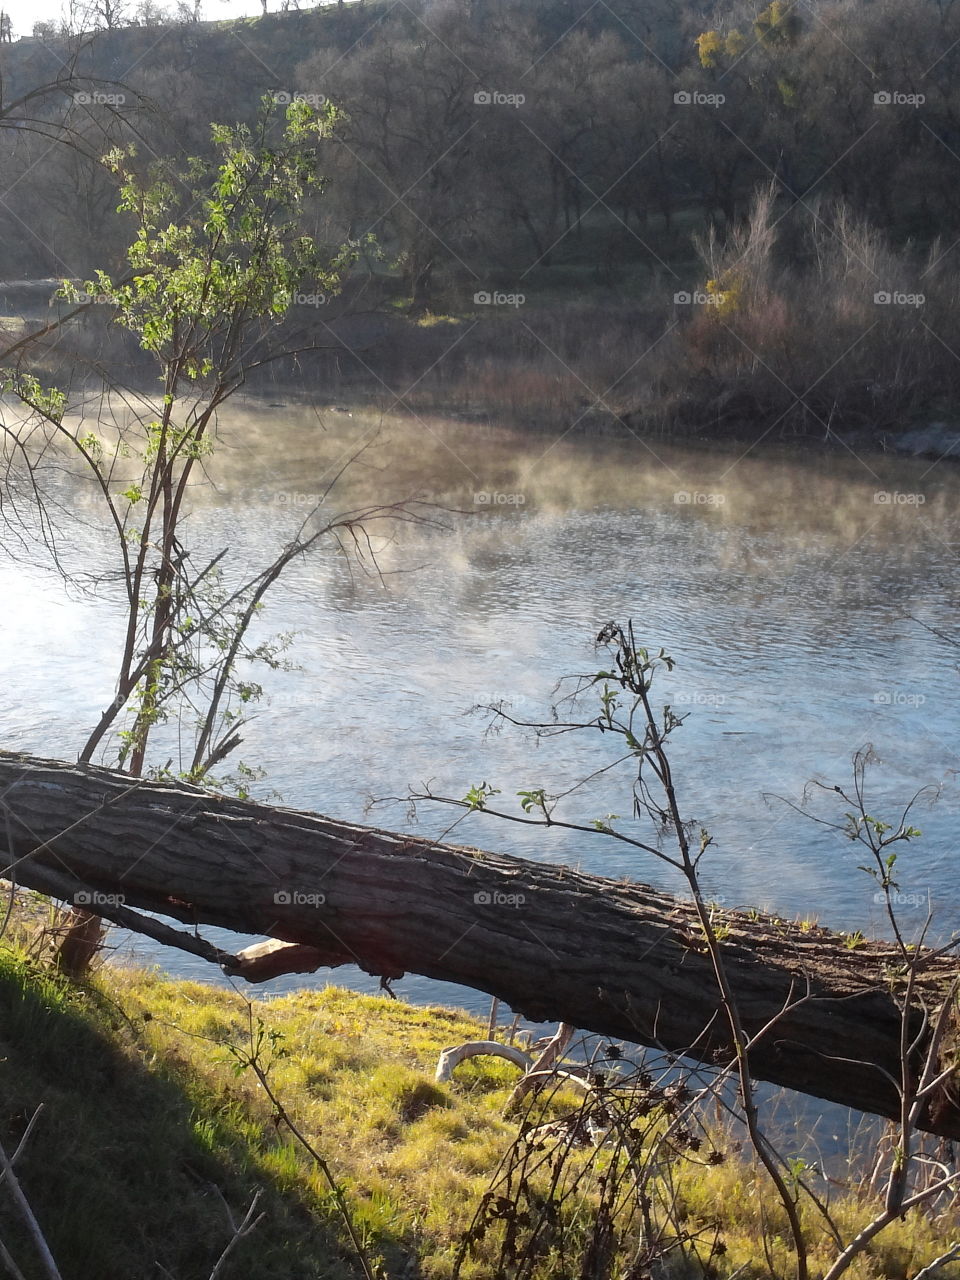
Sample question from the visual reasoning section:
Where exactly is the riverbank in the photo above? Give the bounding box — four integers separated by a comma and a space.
8, 274, 960, 462
1, 894, 956, 1279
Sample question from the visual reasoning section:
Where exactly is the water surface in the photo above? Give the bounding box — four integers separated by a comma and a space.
1, 401, 957, 1026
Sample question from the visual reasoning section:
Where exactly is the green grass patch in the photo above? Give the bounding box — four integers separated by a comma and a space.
0, 896, 956, 1278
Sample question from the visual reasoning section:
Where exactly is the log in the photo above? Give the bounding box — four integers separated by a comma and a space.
506, 1022, 576, 1109
434, 1041, 533, 1083
0, 749, 958, 1137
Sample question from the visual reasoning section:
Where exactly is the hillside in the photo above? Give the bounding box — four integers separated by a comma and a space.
4, 0, 960, 442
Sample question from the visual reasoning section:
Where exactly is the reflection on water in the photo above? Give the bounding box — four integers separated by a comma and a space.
1, 400, 958, 1027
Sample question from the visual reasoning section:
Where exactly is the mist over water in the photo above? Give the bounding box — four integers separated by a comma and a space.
1, 401, 958, 1031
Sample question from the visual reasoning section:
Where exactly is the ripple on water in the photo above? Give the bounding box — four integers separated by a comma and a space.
1, 411, 956, 987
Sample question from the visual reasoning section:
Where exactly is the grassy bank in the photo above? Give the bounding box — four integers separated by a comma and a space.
0, 896, 957, 1278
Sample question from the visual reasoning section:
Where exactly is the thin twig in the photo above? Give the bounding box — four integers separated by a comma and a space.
206, 1189, 266, 1280
0, 1133, 63, 1280
912, 1241, 960, 1280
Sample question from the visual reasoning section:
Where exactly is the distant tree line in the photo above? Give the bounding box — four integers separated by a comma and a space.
4, 0, 960, 439
0, 0, 957, 301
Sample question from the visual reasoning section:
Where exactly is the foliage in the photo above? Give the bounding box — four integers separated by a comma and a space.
62, 99, 352, 379
5, 99, 369, 786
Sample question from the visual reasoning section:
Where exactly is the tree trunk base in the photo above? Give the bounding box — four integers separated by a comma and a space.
53, 909, 105, 979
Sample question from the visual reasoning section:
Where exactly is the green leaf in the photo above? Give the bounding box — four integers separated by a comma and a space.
464, 782, 500, 811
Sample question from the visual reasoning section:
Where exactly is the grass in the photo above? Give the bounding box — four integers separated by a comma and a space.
0, 892, 957, 1279
0, 966, 514, 1278
0, 895, 524, 1279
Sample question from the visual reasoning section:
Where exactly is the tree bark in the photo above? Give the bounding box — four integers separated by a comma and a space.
0, 749, 958, 1137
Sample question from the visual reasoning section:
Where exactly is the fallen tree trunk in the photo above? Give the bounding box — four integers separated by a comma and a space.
0, 749, 958, 1136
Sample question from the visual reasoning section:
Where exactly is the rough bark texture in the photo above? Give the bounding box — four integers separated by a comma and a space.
0, 749, 958, 1136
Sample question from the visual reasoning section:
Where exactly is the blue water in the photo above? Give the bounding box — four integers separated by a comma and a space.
2, 407, 957, 1041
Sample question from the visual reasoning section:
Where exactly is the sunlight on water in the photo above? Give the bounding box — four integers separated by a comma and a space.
1, 399, 958, 1023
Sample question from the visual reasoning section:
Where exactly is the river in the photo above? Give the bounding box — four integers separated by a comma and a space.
1, 400, 958, 1033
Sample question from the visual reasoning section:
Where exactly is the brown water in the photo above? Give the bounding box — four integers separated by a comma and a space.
1, 400, 958, 1018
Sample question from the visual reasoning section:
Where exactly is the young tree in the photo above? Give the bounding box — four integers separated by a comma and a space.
1, 97, 405, 972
